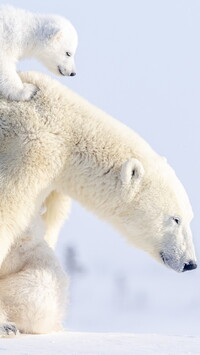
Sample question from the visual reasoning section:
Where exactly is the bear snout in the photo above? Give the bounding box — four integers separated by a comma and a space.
182, 260, 197, 272
58, 66, 76, 77
160, 251, 197, 272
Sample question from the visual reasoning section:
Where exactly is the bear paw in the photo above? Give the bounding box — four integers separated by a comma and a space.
18, 83, 39, 101
8, 83, 39, 101
0, 322, 19, 337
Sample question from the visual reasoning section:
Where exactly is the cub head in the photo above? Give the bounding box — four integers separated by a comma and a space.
112, 158, 197, 273
38, 17, 78, 77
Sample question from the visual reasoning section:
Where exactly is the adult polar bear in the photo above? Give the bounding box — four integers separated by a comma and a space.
0, 71, 197, 273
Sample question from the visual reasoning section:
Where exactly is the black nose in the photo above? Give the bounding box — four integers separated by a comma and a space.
70, 72, 76, 76
182, 261, 197, 272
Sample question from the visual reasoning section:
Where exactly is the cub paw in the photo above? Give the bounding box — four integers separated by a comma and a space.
0, 322, 19, 337
8, 83, 39, 101
19, 83, 39, 101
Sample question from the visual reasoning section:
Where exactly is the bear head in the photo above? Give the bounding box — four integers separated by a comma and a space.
37, 17, 78, 77
111, 157, 197, 273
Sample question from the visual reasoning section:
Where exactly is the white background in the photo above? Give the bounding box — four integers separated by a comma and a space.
5, 0, 200, 335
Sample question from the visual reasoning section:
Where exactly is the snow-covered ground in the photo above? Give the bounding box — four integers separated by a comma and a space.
1, 332, 200, 355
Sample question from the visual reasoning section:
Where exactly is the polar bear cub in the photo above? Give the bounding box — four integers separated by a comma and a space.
0, 213, 68, 336
0, 5, 78, 101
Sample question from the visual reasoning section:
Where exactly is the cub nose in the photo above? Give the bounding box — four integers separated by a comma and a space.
182, 261, 197, 272
70, 72, 76, 76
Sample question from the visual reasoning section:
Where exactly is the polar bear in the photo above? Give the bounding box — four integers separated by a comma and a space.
0, 71, 197, 274
0, 212, 67, 336
0, 5, 78, 101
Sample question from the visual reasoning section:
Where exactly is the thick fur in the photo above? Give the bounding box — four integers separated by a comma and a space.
0, 214, 67, 336
0, 5, 78, 101
0, 71, 196, 273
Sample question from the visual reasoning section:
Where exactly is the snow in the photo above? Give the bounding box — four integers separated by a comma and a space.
1, 332, 200, 355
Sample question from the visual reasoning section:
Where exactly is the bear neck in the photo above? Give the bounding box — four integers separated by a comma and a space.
57, 91, 154, 221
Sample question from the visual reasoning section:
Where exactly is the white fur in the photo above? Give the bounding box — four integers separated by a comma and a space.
0, 71, 197, 274
0, 213, 67, 336
0, 5, 78, 101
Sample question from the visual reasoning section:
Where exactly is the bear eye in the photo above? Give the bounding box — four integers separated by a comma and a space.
172, 216, 181, 225
66, 52, 71, 57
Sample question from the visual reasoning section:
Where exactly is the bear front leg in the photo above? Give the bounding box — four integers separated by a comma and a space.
0, 195, 39, 267
0, 58, 38, 101
0, 134, 59, 265
43, 191, 71, 249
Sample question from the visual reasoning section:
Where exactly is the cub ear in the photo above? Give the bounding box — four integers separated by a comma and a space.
120, 158, 144, 201
50, 29, 63, 42
44, 27, 63, 42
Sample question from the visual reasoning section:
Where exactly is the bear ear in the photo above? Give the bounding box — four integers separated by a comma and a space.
120, 158, 144, 201
44, 27, 63, 42
50, 30, 63, 43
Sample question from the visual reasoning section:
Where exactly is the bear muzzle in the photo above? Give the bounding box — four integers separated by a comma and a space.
160, 251, 197, 272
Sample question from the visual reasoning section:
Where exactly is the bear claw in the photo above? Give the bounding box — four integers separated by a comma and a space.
0, 322, 19, 337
